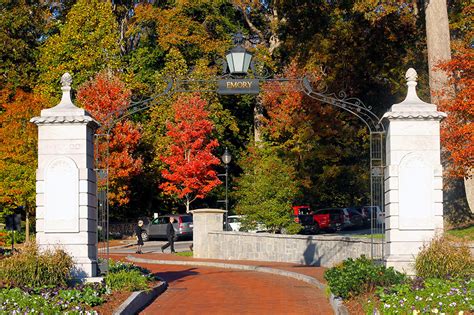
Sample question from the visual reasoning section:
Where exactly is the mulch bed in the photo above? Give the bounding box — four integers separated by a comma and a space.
91, 278, 162, 314
343, 294, 370, 314
92, 290, 132, 315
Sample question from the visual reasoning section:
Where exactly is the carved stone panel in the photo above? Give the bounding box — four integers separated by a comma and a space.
398, 153, 433, 229
44, 157, 79, 232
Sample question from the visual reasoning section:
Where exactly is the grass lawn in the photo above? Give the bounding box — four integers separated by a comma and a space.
447, 224, 474, 241
353, 233, 384, 239
175, 251, 193, 257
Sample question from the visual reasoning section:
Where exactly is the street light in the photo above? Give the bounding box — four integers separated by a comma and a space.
225, 32, 253, 75
221, 148, 232, 230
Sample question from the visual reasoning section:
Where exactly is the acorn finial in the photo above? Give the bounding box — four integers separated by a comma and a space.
61, 72, 72, 87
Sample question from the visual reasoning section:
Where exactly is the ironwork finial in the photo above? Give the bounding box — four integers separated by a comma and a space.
233, 32, 245, 46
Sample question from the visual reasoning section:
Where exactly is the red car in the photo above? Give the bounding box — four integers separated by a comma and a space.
292, 205, 343, 234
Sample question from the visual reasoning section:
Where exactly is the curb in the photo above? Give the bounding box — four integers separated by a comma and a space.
126, 256, 348, 314
113, 279, 168, 315
330, 294, 350, 315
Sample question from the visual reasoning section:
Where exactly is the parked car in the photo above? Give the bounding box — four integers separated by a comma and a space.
228, 215, 242, 232
227, 215, 266, 233
359, 206, 385, 227
341, 208, 365, 229
141, 214, 193, 241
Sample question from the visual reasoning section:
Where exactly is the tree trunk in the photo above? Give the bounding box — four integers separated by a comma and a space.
254, 101, 263, 143
425, 0, 452, 105
465, 170, 474, 214
25, 211, 29, 242
425, 1, 473, 212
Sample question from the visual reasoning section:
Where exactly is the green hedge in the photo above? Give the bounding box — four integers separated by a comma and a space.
324, 255, 406, 299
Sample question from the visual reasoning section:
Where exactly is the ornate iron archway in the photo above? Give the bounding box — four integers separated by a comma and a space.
95, 35, 386, 271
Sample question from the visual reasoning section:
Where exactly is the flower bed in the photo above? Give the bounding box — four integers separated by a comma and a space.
0, 245, 156, 314
325, 237, 474, 315
0, 283, 105, 314
366, 277, 473, 314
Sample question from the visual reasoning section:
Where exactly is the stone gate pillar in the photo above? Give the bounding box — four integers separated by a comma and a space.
383, 68, 446, 273
31, 73, 100, 278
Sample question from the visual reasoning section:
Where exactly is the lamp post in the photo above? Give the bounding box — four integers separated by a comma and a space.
221, 148, 232, 230
225, 32, 253, 75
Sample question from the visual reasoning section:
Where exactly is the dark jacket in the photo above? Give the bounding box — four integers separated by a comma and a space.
166, 221, 175, 239
135, 225, 143, 244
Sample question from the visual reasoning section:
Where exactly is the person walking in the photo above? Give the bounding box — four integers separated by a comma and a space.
135, 220, 144, 254
161, 217, 176, 253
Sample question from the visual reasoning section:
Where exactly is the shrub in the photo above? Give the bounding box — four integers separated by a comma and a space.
4, 230, 27, 246
0, 242, 73, 287
415, 235, 474, 279
368, 277, 474, 314
105, 269, 149, 292
108, 259, 150, 274
324, 255, 406, 299
105, 259, 153, 292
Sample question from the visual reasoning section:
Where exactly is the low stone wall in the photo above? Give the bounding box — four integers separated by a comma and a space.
207, 231, 381, 267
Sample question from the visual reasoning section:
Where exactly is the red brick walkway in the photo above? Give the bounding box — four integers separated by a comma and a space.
110, 254, 333, 315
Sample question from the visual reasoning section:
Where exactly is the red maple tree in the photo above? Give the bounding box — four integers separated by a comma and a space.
438, 47, 473, 178
160, 94, 221, 212
77, 72, 143, 206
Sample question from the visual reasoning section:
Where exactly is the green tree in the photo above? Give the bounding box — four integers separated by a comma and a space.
234, 145, 302, 234
37, 0, 121, 101
0, 0, 49, 91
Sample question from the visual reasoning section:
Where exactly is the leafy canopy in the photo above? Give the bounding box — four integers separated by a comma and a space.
77, 72, 143, 206
0, 89, 44, 216
234, 145, 302, 234
160, 94, 221, 212
37, 0, 121, 101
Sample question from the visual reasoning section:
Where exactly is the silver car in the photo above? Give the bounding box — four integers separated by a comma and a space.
142, 215, 193, 241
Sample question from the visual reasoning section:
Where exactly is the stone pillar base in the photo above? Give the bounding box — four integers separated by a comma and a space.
72, 257, 98, 278
190, 209, 226, 259
385, 255, 415, 275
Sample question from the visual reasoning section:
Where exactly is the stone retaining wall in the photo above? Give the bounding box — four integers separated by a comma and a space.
206, 231, 381, 267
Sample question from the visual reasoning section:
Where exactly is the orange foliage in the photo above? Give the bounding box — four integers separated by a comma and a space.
77, 72, 142, 205
0, 89, 44, 211
438, 47, 473, 178
160, 94, 221, 212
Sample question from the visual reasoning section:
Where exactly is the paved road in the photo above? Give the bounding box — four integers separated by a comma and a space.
110, 240, 193, 254
118, 255, 333, 315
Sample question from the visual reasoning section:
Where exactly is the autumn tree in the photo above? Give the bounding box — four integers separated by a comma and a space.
0, 89, 45, 239
160, 94, 221, 213
260, 63, 370, 207
77, 72, 143, 207
37, 0, 121, 101
438, 49, 473, 179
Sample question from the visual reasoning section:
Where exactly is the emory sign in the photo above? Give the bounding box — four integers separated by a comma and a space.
217, 79, 259, 95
